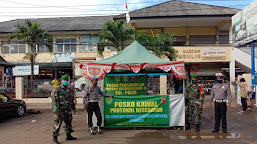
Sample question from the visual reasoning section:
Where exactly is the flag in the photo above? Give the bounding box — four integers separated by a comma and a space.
125, 0, 130, 23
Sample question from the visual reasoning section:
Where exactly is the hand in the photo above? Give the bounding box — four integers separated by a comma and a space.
109, 95, 114, 98
227, 104, 231, 108
209, 103, 213, 107
199, 105, 203, 109
74, 100, 77, 105
73, 109, 77, 115
83, 105, 87, 111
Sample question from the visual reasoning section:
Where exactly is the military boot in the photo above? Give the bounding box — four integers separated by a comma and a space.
53, 136, 60, 144
97, 126, 103, 134
66, 134, 77, 140
195, 124, 200, 132
89, 127, 96, 135
185, 122, 191, 130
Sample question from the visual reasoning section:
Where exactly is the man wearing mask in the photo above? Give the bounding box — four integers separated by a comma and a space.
83, 77, 114, 135
52, 75, 77, 144
210, 73, 232, 133
185, 74, 204, 132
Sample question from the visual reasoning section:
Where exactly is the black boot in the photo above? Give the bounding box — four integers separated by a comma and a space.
66, 134, 77, 140
212, 129, 219, 133
53, 136, 60, 144
223, 129, 228, 133
195, 124, 200, 132
185, 122, 191, 130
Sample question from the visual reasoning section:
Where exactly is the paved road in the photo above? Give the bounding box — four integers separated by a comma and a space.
0, 96, 257, 144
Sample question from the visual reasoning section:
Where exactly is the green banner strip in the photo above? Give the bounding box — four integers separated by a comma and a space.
104, 95, 170, 128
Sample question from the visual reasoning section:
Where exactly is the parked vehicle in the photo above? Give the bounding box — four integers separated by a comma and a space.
0, 93, 26, 117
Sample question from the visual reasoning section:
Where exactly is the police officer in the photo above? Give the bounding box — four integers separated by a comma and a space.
185, 74, 204, 132
209, 73, 232, 133
83, 77, 113, 135
52, 75, 77, 144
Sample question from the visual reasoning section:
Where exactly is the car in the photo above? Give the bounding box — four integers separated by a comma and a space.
0, 93, 26, 117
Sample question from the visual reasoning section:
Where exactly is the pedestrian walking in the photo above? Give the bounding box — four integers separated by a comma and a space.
52, 75, 77, 144
185, 74, 204, 132
210, 73, 232, 133
237, 78, 249, 113
52, 77, 59, 88
83, 77, 114, 135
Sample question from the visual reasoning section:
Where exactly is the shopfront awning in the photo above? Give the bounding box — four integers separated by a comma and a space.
80, 41, 187, 80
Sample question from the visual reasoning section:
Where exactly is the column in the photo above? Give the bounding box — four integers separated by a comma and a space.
15, 77, 24, 100
229, 20, 232, 44
230, 52, 235, 96
160, 75, 167, 95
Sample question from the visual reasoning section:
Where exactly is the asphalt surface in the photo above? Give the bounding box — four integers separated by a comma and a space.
0, 96, 257, 144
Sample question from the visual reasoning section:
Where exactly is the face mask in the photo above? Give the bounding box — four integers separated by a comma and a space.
93, 82, 98, 86
192, 80, 197, 84
217, 80, 223, 83
62, 81, 69, 86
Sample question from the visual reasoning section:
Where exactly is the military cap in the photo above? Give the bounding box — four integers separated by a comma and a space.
191, 74, 198, 79
61, 75, 69, 80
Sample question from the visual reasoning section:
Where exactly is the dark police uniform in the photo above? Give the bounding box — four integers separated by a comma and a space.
210, 82, 232, 132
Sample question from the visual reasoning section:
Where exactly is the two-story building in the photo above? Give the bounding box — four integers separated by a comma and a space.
114, 0, 240, 88
0, 16, 115, 87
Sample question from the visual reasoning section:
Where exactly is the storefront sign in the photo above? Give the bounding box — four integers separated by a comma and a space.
175, 47, 229, 62
13, 65, 39, 76
190, 63, 222, 76
54, 53, 75, 62
232, 0, 257, 46
104, 95, 169, 127
202, 48, 226, 60
104, 75, 147, 96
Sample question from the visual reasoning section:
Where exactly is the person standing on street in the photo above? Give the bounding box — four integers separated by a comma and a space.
83, 77, 113, 135
185, 74, 204, 132
52, 75, 77, 144
210, 73, 232, 133
237, 78, 249, 113
52, 77, 59, 88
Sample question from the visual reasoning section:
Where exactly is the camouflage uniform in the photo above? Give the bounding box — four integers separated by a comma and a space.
52, 84, 75, 137
185, 83, 204, 125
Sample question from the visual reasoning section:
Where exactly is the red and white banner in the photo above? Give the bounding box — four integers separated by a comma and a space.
80, 61, 187, 80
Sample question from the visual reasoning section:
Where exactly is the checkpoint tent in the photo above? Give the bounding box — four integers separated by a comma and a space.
80, 41, 187, 80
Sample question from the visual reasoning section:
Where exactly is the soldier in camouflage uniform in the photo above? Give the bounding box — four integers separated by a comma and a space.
52, 75, 77, 144
185, 74, 204, 132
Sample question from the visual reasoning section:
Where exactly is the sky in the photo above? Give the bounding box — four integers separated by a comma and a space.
0, 0, 256, 22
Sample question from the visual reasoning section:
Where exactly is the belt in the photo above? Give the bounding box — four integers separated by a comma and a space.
215, 100, 228, 103
89, 100, 98, 102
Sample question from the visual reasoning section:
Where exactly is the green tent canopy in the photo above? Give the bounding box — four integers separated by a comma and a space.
80, 41, 186, 80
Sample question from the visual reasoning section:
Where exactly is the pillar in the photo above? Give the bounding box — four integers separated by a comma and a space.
230, 50, 236, 96
160, 75, 167, 95
229, 20, 232, 44
15, 77, 24, 100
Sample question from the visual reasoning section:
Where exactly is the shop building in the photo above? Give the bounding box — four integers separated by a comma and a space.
0, 16, 116, 85
114, 0, 241, 89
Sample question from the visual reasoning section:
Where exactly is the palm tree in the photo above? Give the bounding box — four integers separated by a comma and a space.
8, 20, 52, 89
98, 19, 135, 56
136, 33, 177, 61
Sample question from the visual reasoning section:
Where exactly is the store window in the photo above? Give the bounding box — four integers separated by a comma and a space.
219, 35, 229, 44
173, 36, 186, 46
2, 42, 26, 54
37, 45, 50, 53
56, 39, 76, 53
189, 35, 216, 45
79, 35, 98, 52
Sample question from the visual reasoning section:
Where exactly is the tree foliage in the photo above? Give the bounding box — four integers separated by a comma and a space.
98, 19, 135, 56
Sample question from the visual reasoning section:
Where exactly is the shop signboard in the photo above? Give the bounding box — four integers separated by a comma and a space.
104, 75, 147, 96
232, 0, 257, 46
104, 95, 169, 127
54, 53, 75, 62
190, 63, 222, 76
13, 65, 39, 76
202, 48, 226, 60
